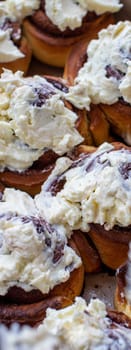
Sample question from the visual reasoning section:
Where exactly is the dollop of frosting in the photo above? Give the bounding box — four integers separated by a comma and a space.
0, 323, 69, 350
0, 69, 83, 172
0, 3, 24, 62
67, 21, 131, 108
0, 187, 80, 296
120, 62, 131, 104
45, 0, 122, 31
3, 0, 40, 22
0, 28, 24, 62
35, 143, 131, 232
43, 297, 131, 349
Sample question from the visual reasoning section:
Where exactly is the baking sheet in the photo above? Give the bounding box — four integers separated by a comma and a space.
27, 0, 131, 309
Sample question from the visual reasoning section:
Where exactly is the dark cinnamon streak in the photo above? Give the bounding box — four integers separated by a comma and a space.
46, 77, 69, 93
119, 162, 131, 180
32, 85, 56, 107
105, 65, 125, 80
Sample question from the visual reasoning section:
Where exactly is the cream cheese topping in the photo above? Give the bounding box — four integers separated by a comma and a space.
120, 62, 131, 104
45, 0, 122, 31
35, 143, 131, 232
5, 0, 40, 22
0, 324, 69, 350
0, 4, 10, 25
0, 69, 83, 172
0, 28, 24, 62
0, 188, 81, 296
67, 21, 131, 108
79, 0, 122, 14
0, 3, 24, 62
43, 297, 131, 349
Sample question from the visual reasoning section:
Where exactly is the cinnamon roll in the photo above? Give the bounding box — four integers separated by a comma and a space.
23, 0, 122, 67
35, 142, 131, 269
0, 2, 32, 74
0, 69, 91, 195
65, 21, 131, 146
0, 187, 84, 325
0, 297, 131, 349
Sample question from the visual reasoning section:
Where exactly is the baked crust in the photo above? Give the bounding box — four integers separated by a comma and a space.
0, 296, 72, 326
72, 231, 101, 273
107, 308, 131, 328
23, 11, 114, 67
115, 263, 131, 319
100, 101, 131, 145
88, 224, 131, 270
0, 162, 54, 196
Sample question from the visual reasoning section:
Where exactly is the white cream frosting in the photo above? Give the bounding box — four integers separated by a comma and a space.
0, 323, 69, 350
35, 143, 131, 232
0, 3, 10, 25
45, 0, 122, 31
0, 3, 24, 62
120, 62, 131, 104
0, 187, 81, 296
5, 0, 40, 22
0, 28, 24, 62
67, 21, 131, 108
79, 0, 122, 14
43, 297, 131, 349
0, 69, 83, 172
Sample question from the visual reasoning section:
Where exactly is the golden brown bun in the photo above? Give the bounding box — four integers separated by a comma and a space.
107, 308, 131, 328
72, 231, 101, 273
0, 75, 92, 195
0, 296, 72, 327
64, 39, 131, 146
0, 162, 54, 197
23, 13, 114, 67
64, 38, 88, 85
0, 36, 32, 75
115, 263, 131, 319
88, 223, 131, 270
0, 237, 84, 326
100, 101, 131, 145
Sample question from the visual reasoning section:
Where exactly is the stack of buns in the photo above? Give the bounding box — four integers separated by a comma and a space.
0, 0, 130, 343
